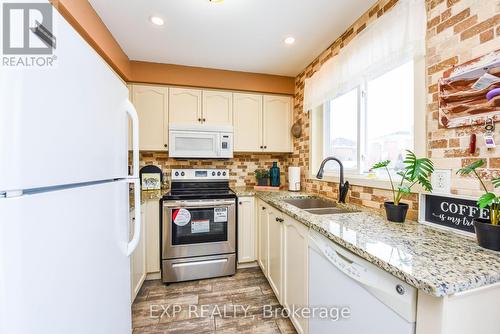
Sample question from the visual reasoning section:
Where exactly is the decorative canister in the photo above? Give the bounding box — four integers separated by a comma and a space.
269, 162, 280, 187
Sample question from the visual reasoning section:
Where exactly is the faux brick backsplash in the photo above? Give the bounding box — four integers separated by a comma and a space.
138, 152, 290, 189
426, 0, 499, 197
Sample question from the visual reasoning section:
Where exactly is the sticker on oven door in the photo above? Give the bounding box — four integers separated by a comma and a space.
172, 208, 191, 226
214, 207, 228, 222
191, 219, 210, 233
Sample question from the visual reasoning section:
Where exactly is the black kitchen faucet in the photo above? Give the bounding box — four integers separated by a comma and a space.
316, 157, 350, 203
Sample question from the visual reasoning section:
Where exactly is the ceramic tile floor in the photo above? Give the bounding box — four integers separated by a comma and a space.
132, 267, 297, 334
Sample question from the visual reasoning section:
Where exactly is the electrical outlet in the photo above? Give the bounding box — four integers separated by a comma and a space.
431, 169, 451, 194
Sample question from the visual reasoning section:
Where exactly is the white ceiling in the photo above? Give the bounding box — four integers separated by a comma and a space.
88, 0, 377, 77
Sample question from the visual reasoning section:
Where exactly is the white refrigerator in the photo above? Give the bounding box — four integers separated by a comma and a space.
0, 3, 141, 334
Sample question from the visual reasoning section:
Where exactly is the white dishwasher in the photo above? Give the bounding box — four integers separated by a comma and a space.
308, 231, 417, 334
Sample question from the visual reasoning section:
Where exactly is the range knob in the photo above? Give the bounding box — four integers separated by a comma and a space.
212, 171, 216, 176
217, 171, 221, 176
222, 171, 226, 176
181, 172, 185, 176
174, 171, 179, 177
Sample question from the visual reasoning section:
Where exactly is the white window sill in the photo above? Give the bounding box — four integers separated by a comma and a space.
309, 173, 421, 192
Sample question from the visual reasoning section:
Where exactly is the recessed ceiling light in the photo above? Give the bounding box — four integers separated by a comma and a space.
149, 16, 164, 26
209, 0, 224, 3
284, 37, 295, 45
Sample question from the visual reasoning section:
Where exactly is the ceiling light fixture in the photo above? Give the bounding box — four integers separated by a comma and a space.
209, 0, 224, 3
284, 37, 295, 45
149, 16, 164, 26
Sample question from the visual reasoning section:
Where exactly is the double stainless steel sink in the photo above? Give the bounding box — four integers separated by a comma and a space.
283, 198, 359, 215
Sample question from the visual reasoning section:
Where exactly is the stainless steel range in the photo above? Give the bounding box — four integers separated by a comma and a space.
161, 169, 236, 283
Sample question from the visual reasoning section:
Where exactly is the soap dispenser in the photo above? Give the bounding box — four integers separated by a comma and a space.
269, 162, 280, 187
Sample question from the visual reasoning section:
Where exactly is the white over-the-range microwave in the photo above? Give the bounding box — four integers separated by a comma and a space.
168, 124, 233, 159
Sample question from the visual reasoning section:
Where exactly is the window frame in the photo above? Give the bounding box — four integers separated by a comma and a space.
309, 57, 426, 190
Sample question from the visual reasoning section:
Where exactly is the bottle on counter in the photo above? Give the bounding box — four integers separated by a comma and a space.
269, 161, 280, 187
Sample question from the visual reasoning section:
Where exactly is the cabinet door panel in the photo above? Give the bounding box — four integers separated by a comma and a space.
130, 208, 147, 302
132, 85, 168, 151
203, 90, 233, 126
263, 95, 292, 152
268, 210, 283, 302
284, 218, 309, 334
145, 200, 161, 274
169, 88, 202, 125
233, 93, 262, 152
237, 197, 256, 263
258, 202, 269, 276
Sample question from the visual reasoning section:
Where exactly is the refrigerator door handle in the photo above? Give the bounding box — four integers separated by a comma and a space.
127, 178, 142, 256
125, 99, 139, 179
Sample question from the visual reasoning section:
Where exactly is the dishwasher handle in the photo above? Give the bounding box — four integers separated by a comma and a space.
309, 232, 373, 287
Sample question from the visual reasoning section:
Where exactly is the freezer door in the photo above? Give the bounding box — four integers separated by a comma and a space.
0, 181, 132, 334
0, 6, 129, 192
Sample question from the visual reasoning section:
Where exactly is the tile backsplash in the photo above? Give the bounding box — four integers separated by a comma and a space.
138, 152, 290, 189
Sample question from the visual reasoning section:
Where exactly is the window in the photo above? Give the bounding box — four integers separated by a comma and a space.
324, 88, 358, 172
318, 60, 416, 179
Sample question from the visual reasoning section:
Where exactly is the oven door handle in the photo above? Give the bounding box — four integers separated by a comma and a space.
163, 200, 235, 208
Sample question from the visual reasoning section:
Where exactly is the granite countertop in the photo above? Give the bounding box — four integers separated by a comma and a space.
232, 187, 257, 197
130, 189, 165, 210
253, 191, 500, 297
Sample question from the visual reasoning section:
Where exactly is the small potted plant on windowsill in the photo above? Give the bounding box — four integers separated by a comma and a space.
371, 150, 434, 223
457, 160, 500, 251
255, 168, 270, 186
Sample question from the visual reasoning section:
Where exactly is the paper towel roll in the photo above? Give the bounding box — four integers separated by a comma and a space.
288, 167, 301, 191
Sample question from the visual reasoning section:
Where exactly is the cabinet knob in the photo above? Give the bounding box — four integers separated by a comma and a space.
262, 207, 266, 210
275, 217, 279, 222
264, 146, 267, 149
198, 118, 202, 122
260, 146, 263, 149
164, 144, 168, 148
239, 202, 242, 205
203, 118, 206, 122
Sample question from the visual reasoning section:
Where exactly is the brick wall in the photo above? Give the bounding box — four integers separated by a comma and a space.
289, 0, 422, 219
291, 0, 499, 220
139, 152, 290, 189
426, 0, 500, 198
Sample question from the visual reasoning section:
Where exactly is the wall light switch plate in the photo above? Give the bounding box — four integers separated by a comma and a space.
431, 169, 451, 194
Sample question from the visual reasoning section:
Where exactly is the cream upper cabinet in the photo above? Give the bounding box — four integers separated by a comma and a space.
202, 90, 233, 126
237, 196, 256, 263
131, 85, 169, 151
258, 201, 269, 276
169, 87, 202, 125
233, 93, 263, 152
263, 95, 293, 152
268, 209, 284, 303
283, 216, 309, 334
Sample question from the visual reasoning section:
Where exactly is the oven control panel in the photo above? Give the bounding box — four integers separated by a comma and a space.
171, 169, 229, 181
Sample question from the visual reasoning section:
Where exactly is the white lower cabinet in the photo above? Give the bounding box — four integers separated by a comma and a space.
144, 199, 161, 276
268, 208, 284, 302
237, 196, 257, 263
258, 200, 269, 276
257, 199, 309, 334
130, 206, 147, 303
283, 216, 309, 334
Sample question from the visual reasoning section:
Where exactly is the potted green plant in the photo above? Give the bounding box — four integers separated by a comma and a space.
457, 159, 500, 251
371, 150, 434, 223
255, 168, 269, 186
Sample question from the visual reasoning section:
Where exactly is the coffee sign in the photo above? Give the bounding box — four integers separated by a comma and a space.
423, 194, 490, 234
